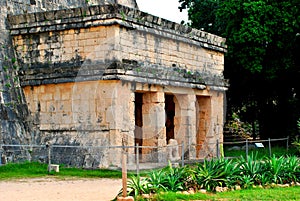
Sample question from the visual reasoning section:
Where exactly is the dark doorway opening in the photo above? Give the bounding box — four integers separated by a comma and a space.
165, 94, 175, 143
134, 93, 143, 154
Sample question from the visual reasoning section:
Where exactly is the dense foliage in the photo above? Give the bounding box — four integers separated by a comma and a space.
126, 155, 300, 198
179, 0, 300, 139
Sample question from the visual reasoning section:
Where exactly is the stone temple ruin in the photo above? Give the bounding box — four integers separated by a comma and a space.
0, 0, 228, 167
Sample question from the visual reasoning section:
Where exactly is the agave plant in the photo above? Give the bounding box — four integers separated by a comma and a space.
195, 159, 230, 191
264, 155, 286, 184
164, 174, 184, 192
222, 159, 240, 188
146, 169, 168, 193
256, 171, 270, 186
162, 162, 194, 192
237, 152, 264, 185
281, 155, 300, 183
239, 175, 254, 189
126, 175, 150, 197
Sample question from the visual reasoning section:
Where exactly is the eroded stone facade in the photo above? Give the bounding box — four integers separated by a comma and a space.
5, 1, 228, 167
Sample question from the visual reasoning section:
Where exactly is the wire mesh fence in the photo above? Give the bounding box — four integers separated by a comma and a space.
0, 137, 291, 173
0, 143, 186, 172
223, 137, 290, 159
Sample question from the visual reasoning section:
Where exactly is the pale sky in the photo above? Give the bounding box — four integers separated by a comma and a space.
135, 0, 189, 24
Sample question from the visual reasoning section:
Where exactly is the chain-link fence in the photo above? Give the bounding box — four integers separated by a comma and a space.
0, 137, 291, 173
0, 143, 186, 173
223, 137, 290, 159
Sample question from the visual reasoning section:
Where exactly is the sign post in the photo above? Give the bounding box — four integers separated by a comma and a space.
117, 152, 134, 201
122, 153, 127, 198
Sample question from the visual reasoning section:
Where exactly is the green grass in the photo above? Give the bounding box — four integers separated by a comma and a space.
0, 162, 48, 179
0, 161, 124, 180
224, 146, 298, 159
151, 186, 300, 201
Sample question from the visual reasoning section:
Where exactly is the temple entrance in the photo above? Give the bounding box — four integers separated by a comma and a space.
165, 94, 175, 143
134, 93, 143, 154
135, 91, 166, 162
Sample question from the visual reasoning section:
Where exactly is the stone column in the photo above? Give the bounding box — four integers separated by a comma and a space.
176, 94, 196, 160
142, 92, 166, 162
209, 91, 225, 157
104, 81, 135, 167
196, 96, 212, 158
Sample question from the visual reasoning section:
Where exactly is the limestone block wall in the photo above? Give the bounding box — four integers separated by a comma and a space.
8, 4, 227, 87
117, 27, 225, 76
0, 1, 33, 162
23, 80, 135, 134
12, 24, 224, 85
12, 25, 116, 70
23, 80, 135, 167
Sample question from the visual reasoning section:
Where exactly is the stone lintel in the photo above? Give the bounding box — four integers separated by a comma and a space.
18, 60, 228, 91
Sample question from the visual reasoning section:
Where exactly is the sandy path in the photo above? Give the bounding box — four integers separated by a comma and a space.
0, 178, 122, 201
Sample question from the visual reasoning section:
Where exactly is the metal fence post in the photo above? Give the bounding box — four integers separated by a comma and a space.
47, 143, 51, 172
181, 141, 184, 167
122, 152, 127, 198
268, 138, 272, 157
286, 136, 289, 152
246, 139, 248, 160
136, 143, 139, 177
0, 145, 2, 165
216, 139, 220, 159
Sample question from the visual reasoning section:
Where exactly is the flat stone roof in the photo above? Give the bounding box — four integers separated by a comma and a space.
8, 3, 227, 53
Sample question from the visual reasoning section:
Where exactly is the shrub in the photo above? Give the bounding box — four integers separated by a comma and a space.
124, 163, 195, 197
236, 152, 265, 186
125, 155, 300, 196
264, 155, 287, 184
162, 163, 194, 192
281, 156, 300, 183
146, 169, 168, 193
146, 163, 193, 193
194, 158, 237, 191
126, 175, 150, 197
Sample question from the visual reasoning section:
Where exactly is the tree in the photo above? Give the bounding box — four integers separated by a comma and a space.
180, 0, 300, 139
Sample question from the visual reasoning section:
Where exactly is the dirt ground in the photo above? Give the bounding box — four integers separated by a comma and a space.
0, 178, 122, 201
